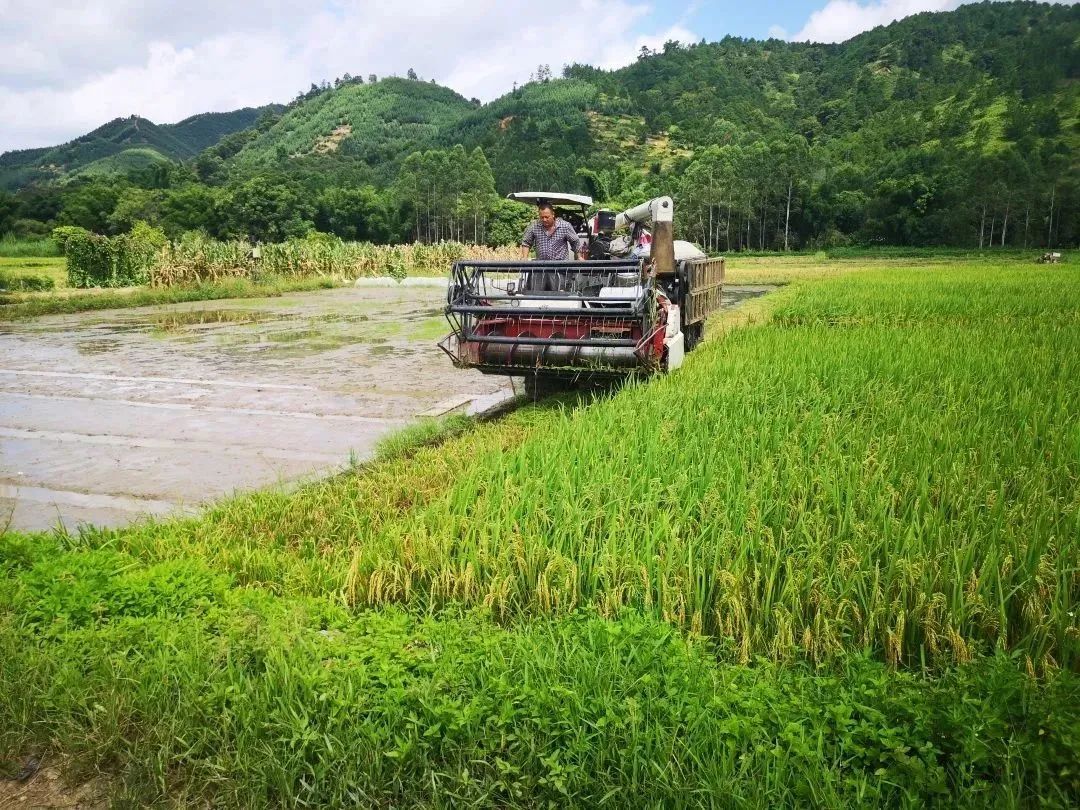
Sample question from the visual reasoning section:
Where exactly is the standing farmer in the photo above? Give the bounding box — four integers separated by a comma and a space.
519, 202, 584, 291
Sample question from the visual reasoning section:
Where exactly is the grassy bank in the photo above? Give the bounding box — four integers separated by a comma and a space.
2, 257, 1078, 805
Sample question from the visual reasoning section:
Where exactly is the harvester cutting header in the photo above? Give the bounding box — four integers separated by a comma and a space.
439, 192, 724, 394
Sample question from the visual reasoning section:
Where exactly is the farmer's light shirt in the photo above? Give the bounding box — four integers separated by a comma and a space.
521, 218, 581, 260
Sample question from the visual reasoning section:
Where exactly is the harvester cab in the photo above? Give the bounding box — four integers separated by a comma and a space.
439, 192, 724, 395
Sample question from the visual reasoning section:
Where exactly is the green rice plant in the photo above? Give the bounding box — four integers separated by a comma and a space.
75, 261, 1080, 673
1, 535, 1077, 807
373, 414, 474, 462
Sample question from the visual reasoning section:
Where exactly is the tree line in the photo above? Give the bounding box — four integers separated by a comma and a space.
1, 132, 1072, 251
672, 135, 1073, 252
0, 2, 1075, 251
0, 145, 517, 248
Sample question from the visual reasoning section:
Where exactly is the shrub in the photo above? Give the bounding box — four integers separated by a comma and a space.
65, 222, 168, 288
65, 231, 113, 288
8, 217, 50, 238
0, 271, 55, 292
52, 225, 91, 255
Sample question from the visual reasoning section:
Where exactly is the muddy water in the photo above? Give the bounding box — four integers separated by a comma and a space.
0, 283, 771, 532
0, 286, 509, 531
718, 285, 773, 308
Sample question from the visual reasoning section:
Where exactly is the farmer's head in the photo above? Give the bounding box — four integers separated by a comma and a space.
537, 203, 556, 228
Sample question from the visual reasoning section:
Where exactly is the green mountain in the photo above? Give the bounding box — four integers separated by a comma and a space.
191, 1, 1074, 247
1, 1, 1075, 248
0, 106, 282, 191
227, 78, 475, 181
167, 107, 285, 153
435, 0, 1078, 195
206, 3, 1077, 219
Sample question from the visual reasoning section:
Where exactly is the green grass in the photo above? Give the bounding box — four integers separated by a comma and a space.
1, 547, 1075, 807
0, 276, 340, 321
0, 270, 54, 292
2, 255, 1078, 806
372, 414, 476, 463
0, 256, 67, 289
0, 235, 61, 258
364, 314, 451, 342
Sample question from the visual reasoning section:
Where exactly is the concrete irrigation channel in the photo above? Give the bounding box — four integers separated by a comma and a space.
0, 281, 771, 532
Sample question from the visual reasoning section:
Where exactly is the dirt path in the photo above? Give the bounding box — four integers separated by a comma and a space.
0, 758, 106, 809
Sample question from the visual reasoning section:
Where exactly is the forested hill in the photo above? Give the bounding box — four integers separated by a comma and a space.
226, 79, 474, 180
438, 0, 1078, 247
0, 106, 282, 191
1, 1, 1076, 248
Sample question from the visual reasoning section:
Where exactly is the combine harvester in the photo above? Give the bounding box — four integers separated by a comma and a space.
440, 193, 724, 395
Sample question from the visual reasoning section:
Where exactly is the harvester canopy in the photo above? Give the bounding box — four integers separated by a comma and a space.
506, 192, 593, 209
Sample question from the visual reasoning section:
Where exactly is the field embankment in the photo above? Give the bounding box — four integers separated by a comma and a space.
2, 257, 1078, 806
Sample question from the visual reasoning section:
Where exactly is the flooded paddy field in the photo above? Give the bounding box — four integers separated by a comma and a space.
0, 283, 770, 532
0, 285, 510, 531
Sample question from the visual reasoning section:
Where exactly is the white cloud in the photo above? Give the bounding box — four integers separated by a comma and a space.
0, 0, 699, 153
791, 1, 962, 43
0, 1, 308, 91
767, 25, 790, 40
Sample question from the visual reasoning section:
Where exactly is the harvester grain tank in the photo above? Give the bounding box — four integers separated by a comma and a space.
440, 193, 724, 393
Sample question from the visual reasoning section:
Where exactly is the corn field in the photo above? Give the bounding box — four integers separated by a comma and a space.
150, 233, 518, 286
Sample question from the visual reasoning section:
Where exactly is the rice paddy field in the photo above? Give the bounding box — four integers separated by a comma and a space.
0, 256, 67, 292
2, 255, 1078, 807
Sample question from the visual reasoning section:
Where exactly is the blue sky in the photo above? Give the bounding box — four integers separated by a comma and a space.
641, 1, 821, 40
0, 1, 985, 152
638, 1, 975, 44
